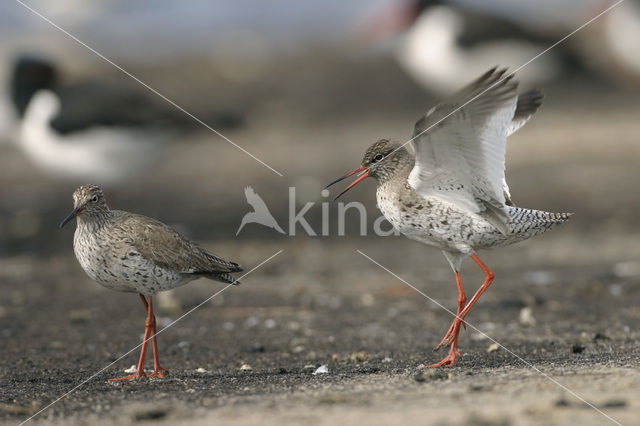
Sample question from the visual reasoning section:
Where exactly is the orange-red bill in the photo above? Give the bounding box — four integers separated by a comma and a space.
325, 166, 370, 201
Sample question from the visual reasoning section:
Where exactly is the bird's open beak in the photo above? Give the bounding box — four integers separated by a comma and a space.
59, 207, 83, 228
325, 166, 370, 201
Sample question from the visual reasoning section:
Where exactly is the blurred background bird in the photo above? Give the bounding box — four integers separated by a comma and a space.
358, 0, 640, 94
8, 55, 242, 184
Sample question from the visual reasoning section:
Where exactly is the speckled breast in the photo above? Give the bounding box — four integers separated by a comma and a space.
73, 224, 184, 295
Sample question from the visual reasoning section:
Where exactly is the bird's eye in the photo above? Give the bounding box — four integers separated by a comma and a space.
91, 195, 99, 203
373, 153, 384, 162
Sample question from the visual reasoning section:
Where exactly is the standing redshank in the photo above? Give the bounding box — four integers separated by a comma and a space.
60, 184, 242, 380
326, 68, 571, 367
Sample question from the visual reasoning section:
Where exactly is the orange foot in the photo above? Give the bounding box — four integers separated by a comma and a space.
108, 371, 147, 382
148, 366, 169, 378
427, 347, 461, 367
435, 319, 466, 350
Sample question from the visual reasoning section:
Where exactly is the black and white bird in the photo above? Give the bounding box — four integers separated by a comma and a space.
10, 55, 241, 183
361, 0, 640, 93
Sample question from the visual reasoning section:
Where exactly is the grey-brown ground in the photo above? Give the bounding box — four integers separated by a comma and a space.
1, 54, 640, 426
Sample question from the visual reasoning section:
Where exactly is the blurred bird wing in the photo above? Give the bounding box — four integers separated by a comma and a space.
508, 89, 543, 137
503, 89, 544, 206
408, 68, 519, 233
117, 212, 240, 275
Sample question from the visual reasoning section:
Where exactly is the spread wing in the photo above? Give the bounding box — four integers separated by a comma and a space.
408, 68, 519, 234
509, 89, 543, 137
503, 88, 544, 205
114, 211, 242, 283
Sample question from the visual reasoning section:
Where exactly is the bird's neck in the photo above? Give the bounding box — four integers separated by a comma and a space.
374, 152, 414, 186
77, 209, 113, 232
22, 90, 59, 126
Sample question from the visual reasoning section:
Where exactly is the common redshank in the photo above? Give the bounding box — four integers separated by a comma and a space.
60, 184, 242, 380
326, 68, 571, 367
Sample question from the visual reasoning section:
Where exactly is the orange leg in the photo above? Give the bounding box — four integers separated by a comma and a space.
108, 295, 151, 381
458, 254, 495, 322
146, 296, 168, 378
427, 272, 465, 367
428, 254, 495, 367
108, 294, 167, 381
435, 271, 466, 350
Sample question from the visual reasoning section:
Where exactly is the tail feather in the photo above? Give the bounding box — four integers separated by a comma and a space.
212, 272, 241, 285
510, 209, 573, 223
185, 262, 243, 285
507, 207, 572, 236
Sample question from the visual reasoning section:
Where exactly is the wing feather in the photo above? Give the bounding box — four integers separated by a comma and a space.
114, 211, 242, 278
408, 68, 519, 233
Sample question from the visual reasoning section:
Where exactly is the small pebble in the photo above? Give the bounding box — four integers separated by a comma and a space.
519, 307, 536, 326
239, 363, 252, 371
572, 344, 586, 354
487, 343, 500, 353
313, 365, 329, 375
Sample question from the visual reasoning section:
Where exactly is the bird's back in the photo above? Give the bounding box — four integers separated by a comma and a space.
74, 210, 241, 294
110, 210, 242, 280
376, 172, 571, 253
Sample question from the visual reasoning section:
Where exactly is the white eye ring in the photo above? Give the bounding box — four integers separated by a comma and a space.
91, 195, 99, 203
373, 153, 384, 162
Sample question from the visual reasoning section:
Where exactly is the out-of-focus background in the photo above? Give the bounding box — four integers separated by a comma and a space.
1, 1, 640, 425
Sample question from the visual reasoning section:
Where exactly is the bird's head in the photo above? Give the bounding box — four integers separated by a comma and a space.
325, 139, 411, 200
60, 184, 109, 228
11, 56, 58, 117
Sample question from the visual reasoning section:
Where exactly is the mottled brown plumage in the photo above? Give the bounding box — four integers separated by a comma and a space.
60, 184, 242, 381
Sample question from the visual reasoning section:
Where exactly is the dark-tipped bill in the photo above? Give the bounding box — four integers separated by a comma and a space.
59, 207, 83, 228
325, 166, 370, 201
